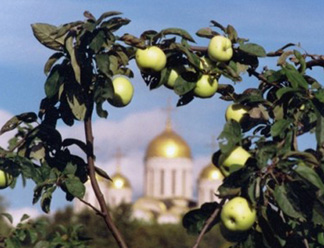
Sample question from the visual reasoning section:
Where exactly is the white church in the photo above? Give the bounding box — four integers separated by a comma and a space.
74, 117, 223, 224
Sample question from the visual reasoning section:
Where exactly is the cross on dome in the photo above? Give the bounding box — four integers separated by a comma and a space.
162, 97, 176, 131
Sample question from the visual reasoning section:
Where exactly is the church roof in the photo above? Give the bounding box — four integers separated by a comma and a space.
145, 125, 192, 159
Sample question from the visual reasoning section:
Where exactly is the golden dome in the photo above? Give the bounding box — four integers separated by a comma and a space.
199, 163, 223, 181
108, 172, 131, 189
145, 126, 192, 159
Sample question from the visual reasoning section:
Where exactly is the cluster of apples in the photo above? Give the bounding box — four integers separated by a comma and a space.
135, 35, 233, 98
108, 35, 234, 107
217, 104, 256, 235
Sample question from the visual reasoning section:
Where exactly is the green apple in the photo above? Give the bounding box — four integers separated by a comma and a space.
0, 170, 13, 189
221, 197, 256, 232
225, 104, 249, 123
220, 146, 251, 176
193, 74, 218, 98
208, 36, 233, 62
165, 68, 182, 89
135, 46, 167, 72
108, 76, 134, 107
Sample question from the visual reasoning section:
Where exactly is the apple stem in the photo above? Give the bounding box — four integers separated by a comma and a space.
192, 198, 227, 248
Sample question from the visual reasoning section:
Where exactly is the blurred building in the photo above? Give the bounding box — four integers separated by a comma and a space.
74, 118, 223, 224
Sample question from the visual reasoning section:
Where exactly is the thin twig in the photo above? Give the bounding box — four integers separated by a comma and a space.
192, 198, 227, 248
77, 197, 102, 215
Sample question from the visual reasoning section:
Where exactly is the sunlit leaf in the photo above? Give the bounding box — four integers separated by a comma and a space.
65, 35, 81, 83
67, 95, 87, 121
31, 23, 63, 51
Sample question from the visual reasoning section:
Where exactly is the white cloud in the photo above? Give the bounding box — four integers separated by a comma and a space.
59, 108, 166, 161
6, 206, 43, 226
0, 110, 15, 149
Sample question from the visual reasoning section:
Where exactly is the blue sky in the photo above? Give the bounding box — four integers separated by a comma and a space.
1, 0, 324, 222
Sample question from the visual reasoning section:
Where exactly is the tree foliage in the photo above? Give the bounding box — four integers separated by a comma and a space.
0, 10, 324, 248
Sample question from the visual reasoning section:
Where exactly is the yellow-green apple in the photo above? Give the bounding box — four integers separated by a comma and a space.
108, 76, 134, 107
135, 46, 167, 72
0, 170, 13, 189
221, 197, 256, 232
225, 104, 249, 123
165, 67, 182, 89
193, 74, 218, 98
208, 36, 233, 62
220, 146, 251, 176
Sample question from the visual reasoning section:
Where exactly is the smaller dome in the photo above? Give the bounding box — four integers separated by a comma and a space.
108, 172, 131, 189
199, 163, 223, 181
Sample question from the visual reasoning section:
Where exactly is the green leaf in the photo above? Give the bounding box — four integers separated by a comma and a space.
195, 28, 216, 38
182, 202, 219, 234
44, 52, 64, 75
63, 162, 77, 175
226, 25, 238, 42
65, 35, 81, 83
283, 65, 308, 89
1, 213, 13, 224
173, 76, 196, 96
294, 165, 324, 192
27, 229, 38, 244
160, 28, 195, 42
94, 78, 114, 117
89, 30, 106, 53
275, 87, 301, 99
312, 200, 324, 226
41, 186, 56, 213
96, 101, 108, 119
239, 43, 266, 57
96, 54, 111, 78
293, 50, 306, 74
256, 143, 277, 169
20, 214, 30, 222
100, 17, 130, 32
96, 11, 122, 24
273, 185, 305, 220
0, 116, 20, 135
271, 119, 291, 138
45, 65, 62, 99
31, 23, 63, 51
95, 166, 111, 181
218, 120, 242, 154
283, 151, 319, 167
62, 138, 87, 154
315, 89, 324, 103
34, 241, 50, 248
5, 237, 22, 248
64, 177, 85, 198
170, 42, 200, 68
